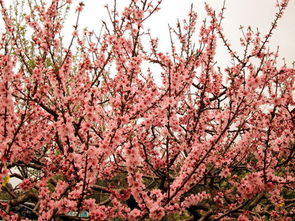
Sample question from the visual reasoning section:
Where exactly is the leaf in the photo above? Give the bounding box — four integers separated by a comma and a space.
1, 176, 10, 187
28, 59, 36, 69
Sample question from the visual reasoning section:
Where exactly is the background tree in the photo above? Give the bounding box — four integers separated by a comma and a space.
0, 0, 294, 220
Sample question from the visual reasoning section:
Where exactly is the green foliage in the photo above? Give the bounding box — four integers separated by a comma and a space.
172, 210, 192, 221
27, 59, 36, 69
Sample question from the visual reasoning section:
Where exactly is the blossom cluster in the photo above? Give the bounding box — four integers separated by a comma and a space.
0, 0, 294, 220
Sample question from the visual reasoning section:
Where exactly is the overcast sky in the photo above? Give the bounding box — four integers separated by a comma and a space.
73, 0, 295, 65
1, 0, 294, 65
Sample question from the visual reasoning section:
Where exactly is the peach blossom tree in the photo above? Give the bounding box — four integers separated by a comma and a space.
0, 0, 294, 220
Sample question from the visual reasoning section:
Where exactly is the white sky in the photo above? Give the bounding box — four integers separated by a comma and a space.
1, 0, 295, 65
73, 0, 295, 65
81, 0, 295, 64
